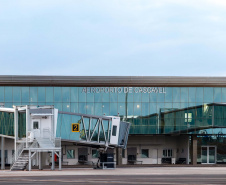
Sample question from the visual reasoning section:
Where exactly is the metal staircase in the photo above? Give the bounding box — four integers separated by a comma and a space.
10, 150, 29, 171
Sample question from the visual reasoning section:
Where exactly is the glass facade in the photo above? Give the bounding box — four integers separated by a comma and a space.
1, 86, 226, 136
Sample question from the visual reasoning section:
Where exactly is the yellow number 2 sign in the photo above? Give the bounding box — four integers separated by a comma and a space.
72, 123, 80, 132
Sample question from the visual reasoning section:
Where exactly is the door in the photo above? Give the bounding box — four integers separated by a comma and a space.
32, 119, 41, 138
201, 146, 216, 164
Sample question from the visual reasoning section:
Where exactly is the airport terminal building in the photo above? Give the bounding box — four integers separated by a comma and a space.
1, 76, 226, 166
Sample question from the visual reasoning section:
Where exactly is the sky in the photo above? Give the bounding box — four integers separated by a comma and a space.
0, 0, 226, 76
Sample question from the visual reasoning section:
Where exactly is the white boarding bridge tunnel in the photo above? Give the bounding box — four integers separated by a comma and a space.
0, 105, 61, 171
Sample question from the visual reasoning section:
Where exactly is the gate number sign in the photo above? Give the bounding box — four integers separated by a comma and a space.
72, 123, 79, 132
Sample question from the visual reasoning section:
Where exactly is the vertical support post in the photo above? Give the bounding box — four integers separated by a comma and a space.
59, 151, 61, 171
116, 148, 122, 166
39, 152, 42, 170
191, 135, 197, 165
14, 106, 18, 161
1, 137, 5, 170
51, 151, 55, 170
28, 150, 31, 171
26, 105, 29, 148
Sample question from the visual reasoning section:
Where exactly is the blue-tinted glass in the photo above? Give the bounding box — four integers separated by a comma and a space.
62, 103, 70, 112
78, 87, 86, 102
157, 103, 164, 113
196, 88, 204, 103
94, 103, 102, 116
0, 87, 4, 102
71, 87, 78, 102
173, 103, 180, 109
157, 91, 164, 102
214, 88, 221, 102
13, 87, 21, 102
102, 91, 110, 102
181, 102, 188, 109
188, 102, 196, 107
165, 87, 172, 103
110, 103, 117, 116
102, 103, 109, 116
54, 87, 62, 102
118, 102, 125, 116
38, 87, 45, 102
181, 88, 188, 102
62, 87, 70, 102
173, 88, 180, 102
127, 103, 133, 116
222, 88, 226, 102
150, 103, 157, 114
150, 92, 157, 102
5, 102, 12, 108
134, 89, 141, 102
95, 93, 102, 102
141, 103, 149, 116
87, 103, 94, 115
189, 88, 196, 102
71, 103, 78, 113
110, 92, 117, 102
46, 87, 53, 103
54, 103, 62, 111
118, 92, 126, 102
79, 103, 86, 114
165, 103, 172, 110
87, 93, 94, 102
142, 92, 149, 102
5, 87, 12, 102
204, 87, 213, 103
30, 87, 37, 102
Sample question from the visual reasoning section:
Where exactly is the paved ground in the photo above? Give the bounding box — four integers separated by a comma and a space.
1, 167, 226, 184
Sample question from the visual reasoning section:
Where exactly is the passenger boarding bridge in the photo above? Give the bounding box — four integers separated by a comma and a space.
0, 105, 130, 171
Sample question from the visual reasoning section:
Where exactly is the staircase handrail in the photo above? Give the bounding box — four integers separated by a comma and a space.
11, 142, 25, 168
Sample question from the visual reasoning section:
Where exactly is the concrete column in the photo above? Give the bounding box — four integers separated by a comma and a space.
59, 151, 61, 171
116, 148, 122, 166
51, 151, 55, 170
191, 135, 197, 165
38, 152, 42, 170
28, 150, 31, 171
1, 137, 5, 170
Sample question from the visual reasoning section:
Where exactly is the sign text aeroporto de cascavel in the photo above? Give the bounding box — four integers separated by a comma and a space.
82, 87, 166, 94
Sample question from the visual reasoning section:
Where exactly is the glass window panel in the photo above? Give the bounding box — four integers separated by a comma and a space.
5, 87, 12, 102
127, 103, 133, 117
118, 103, 125, 116
142, 92, 149, 102
222, 88, 226, 102
30, 87, 37, 102
196, 87, 204, 103
92, 149, 99, 158
173, 103, 180, 109
150, 92, 157, 102
110, 91, 117, 103
71, 103, 78, 113
95, 93, 102, 102
62, 103, 70, 112
71, 87, 78, 102
46, 87, 53, 103
54, 87, 62, 102
87, 103, 94, 115
38, 87, 45, 102
173, 88, 180, 102
102, 91, 110, 102
62, 87, 70, 102
214, 88, 221, 103
134, 90, 141, 102
54, 103, 62, 111
67, 150, 75, 159
0, 87, 4, 102
157, 91, 164, 102
118, 92, 126, 102
78, 87, 86, 102
79, 103, 86, 114
165, 87, 172, 103
189, 87, 196, 102
102, 103, 109, 116
110, 103, 118, 116
21, 87, 29, 102
150, 103, 157, 114
127, 91, 133, 102
204, 87, 213, 103
134, 103, 141, 116
165, 103, 172, 111
13, 87, 21, 102
181, 88, 188, 102
141, 149, 149, 158
94, 103, 102, 116
87, 93, 94, 102
142, 103, 149, 116
157, 103, 165, 113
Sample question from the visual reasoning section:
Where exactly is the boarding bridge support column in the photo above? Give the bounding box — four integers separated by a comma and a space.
116, 148, 122, 166
1, 137, 5, 170
51, 151, 55, 170
191, 135, 197, 165
59, 151, 61, 171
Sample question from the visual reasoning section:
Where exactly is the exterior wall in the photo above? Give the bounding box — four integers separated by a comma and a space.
0, 138, 14, 164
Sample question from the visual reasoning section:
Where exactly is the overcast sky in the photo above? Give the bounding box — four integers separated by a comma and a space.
0, 0, 226, 76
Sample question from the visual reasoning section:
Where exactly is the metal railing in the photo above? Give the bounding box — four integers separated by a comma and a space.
11, 142, 25, 168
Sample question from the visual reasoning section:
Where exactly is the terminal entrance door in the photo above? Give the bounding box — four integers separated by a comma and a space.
201, 146, 216, 164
